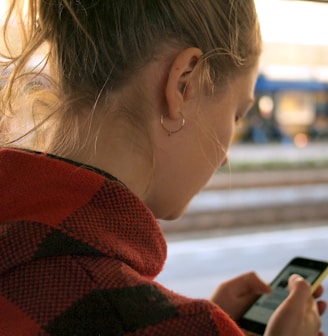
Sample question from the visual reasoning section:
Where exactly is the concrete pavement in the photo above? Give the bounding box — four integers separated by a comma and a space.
227, 142, 328, 166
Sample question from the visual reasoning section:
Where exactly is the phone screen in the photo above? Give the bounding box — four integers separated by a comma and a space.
239, 257, 328, 335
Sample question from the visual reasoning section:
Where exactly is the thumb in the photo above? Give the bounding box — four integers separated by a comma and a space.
288, 274, 312, 303
242, 272, 272, 295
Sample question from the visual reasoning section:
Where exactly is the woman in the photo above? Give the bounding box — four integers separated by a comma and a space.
0, 1, 325, 335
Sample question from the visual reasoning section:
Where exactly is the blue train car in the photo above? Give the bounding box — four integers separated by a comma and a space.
236, 74, 328, 145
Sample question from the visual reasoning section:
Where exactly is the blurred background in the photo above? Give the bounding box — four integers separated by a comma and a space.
1, 0, 328, 333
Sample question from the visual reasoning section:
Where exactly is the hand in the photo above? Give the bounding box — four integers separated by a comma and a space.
264, 274, 326, 336
210, 272, 271, 321
313, 284, 327, 317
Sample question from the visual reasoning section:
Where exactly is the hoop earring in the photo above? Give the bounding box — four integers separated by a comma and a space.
160, 112, 185, 136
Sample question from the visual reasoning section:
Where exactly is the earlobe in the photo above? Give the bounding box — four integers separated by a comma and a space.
165, 48, 203, 120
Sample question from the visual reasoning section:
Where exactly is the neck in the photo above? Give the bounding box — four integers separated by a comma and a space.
65, 113, 153, 201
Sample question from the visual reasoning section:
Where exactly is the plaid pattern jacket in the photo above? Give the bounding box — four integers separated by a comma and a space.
0, 149, 244, 336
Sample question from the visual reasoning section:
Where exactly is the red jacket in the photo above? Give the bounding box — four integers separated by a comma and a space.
0, 148, 244, 336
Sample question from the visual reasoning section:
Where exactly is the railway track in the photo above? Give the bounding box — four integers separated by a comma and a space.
160, 168, 328, 234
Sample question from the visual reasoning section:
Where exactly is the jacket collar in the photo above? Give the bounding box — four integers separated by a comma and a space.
0, 148, 167, 278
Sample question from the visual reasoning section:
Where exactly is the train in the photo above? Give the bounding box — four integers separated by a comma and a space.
236, 74, 328, 146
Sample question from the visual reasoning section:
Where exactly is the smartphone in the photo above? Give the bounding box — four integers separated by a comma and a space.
239, 256, 328, 336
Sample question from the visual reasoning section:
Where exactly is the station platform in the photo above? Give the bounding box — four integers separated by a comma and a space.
226, 141, 328, 167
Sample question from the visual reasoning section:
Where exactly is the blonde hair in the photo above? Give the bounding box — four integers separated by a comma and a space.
0, 0, 261, 155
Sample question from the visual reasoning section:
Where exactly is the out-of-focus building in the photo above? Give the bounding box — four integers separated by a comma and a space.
236, 0, 328, 146
1, 0, 328, 145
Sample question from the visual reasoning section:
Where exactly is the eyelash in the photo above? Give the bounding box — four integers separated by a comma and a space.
235, 115, 242, 124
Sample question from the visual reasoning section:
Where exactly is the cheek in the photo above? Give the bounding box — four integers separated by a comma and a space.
196, 107, 235, 167
199, 127, 232, 169
214, 114, 235, 148
210, 117, 235, 166
221, 121, 235, 144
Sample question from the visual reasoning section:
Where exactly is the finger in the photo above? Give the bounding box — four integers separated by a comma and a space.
317, 300, 327, 316
288, 274, 312, 302
243, 272, 272, 295
313, 285, 324, 298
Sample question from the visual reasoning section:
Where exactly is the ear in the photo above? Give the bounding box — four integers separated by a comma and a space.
165, 48, 203, 120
